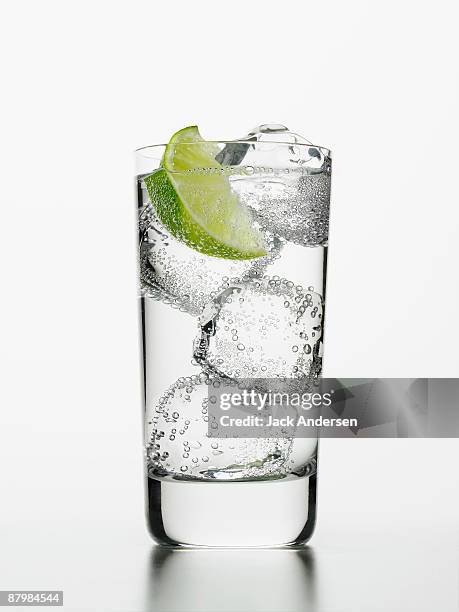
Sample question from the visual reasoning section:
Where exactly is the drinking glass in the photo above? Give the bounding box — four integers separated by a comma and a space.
135, 137, 331, 546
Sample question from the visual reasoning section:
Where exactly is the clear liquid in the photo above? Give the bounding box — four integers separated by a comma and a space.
137, 170, 328, 484
146, 472, 317, 547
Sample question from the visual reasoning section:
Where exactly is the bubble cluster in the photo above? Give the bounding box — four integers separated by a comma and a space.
139, 206, 282, 315
232, 168, 331, 247
193, 276, 323, 380
146, 375, 292, 480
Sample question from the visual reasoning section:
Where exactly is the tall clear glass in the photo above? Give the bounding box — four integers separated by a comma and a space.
135, 138, 331, 547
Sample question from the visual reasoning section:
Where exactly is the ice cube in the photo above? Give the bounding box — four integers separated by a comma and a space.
246, 123, 313, 144
217, 123, 325, 168
217, 124, 331, 246
147, 373, 291, 480
194, 276, 323, 380
234, 170, 331, 247
215, 124, 306, 165
215, 141, 251, 166
288, 439, 318, 476
139, 206, 282, 316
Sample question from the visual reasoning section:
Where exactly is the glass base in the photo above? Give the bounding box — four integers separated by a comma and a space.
146, 473, 317, 548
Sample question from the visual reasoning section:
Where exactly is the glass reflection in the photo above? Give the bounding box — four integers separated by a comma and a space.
144, 546, 318, 612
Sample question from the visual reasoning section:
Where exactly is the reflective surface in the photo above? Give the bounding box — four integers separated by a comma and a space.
145, 547, 317, 611
1, 520, 457, 611
0, 440, 458, 611
1, 517, 458, 610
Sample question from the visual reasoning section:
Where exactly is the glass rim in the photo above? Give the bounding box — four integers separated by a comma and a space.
135, 140, 332, 157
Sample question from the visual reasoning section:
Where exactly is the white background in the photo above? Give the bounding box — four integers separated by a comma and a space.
1, 1, 458, 611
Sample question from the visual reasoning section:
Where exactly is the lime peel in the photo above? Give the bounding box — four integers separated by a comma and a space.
143, 126, 267, 260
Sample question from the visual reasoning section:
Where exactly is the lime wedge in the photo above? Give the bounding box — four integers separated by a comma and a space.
143, 126, 267, 260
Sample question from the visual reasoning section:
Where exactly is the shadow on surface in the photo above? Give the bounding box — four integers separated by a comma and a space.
143, 545, 318, 612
